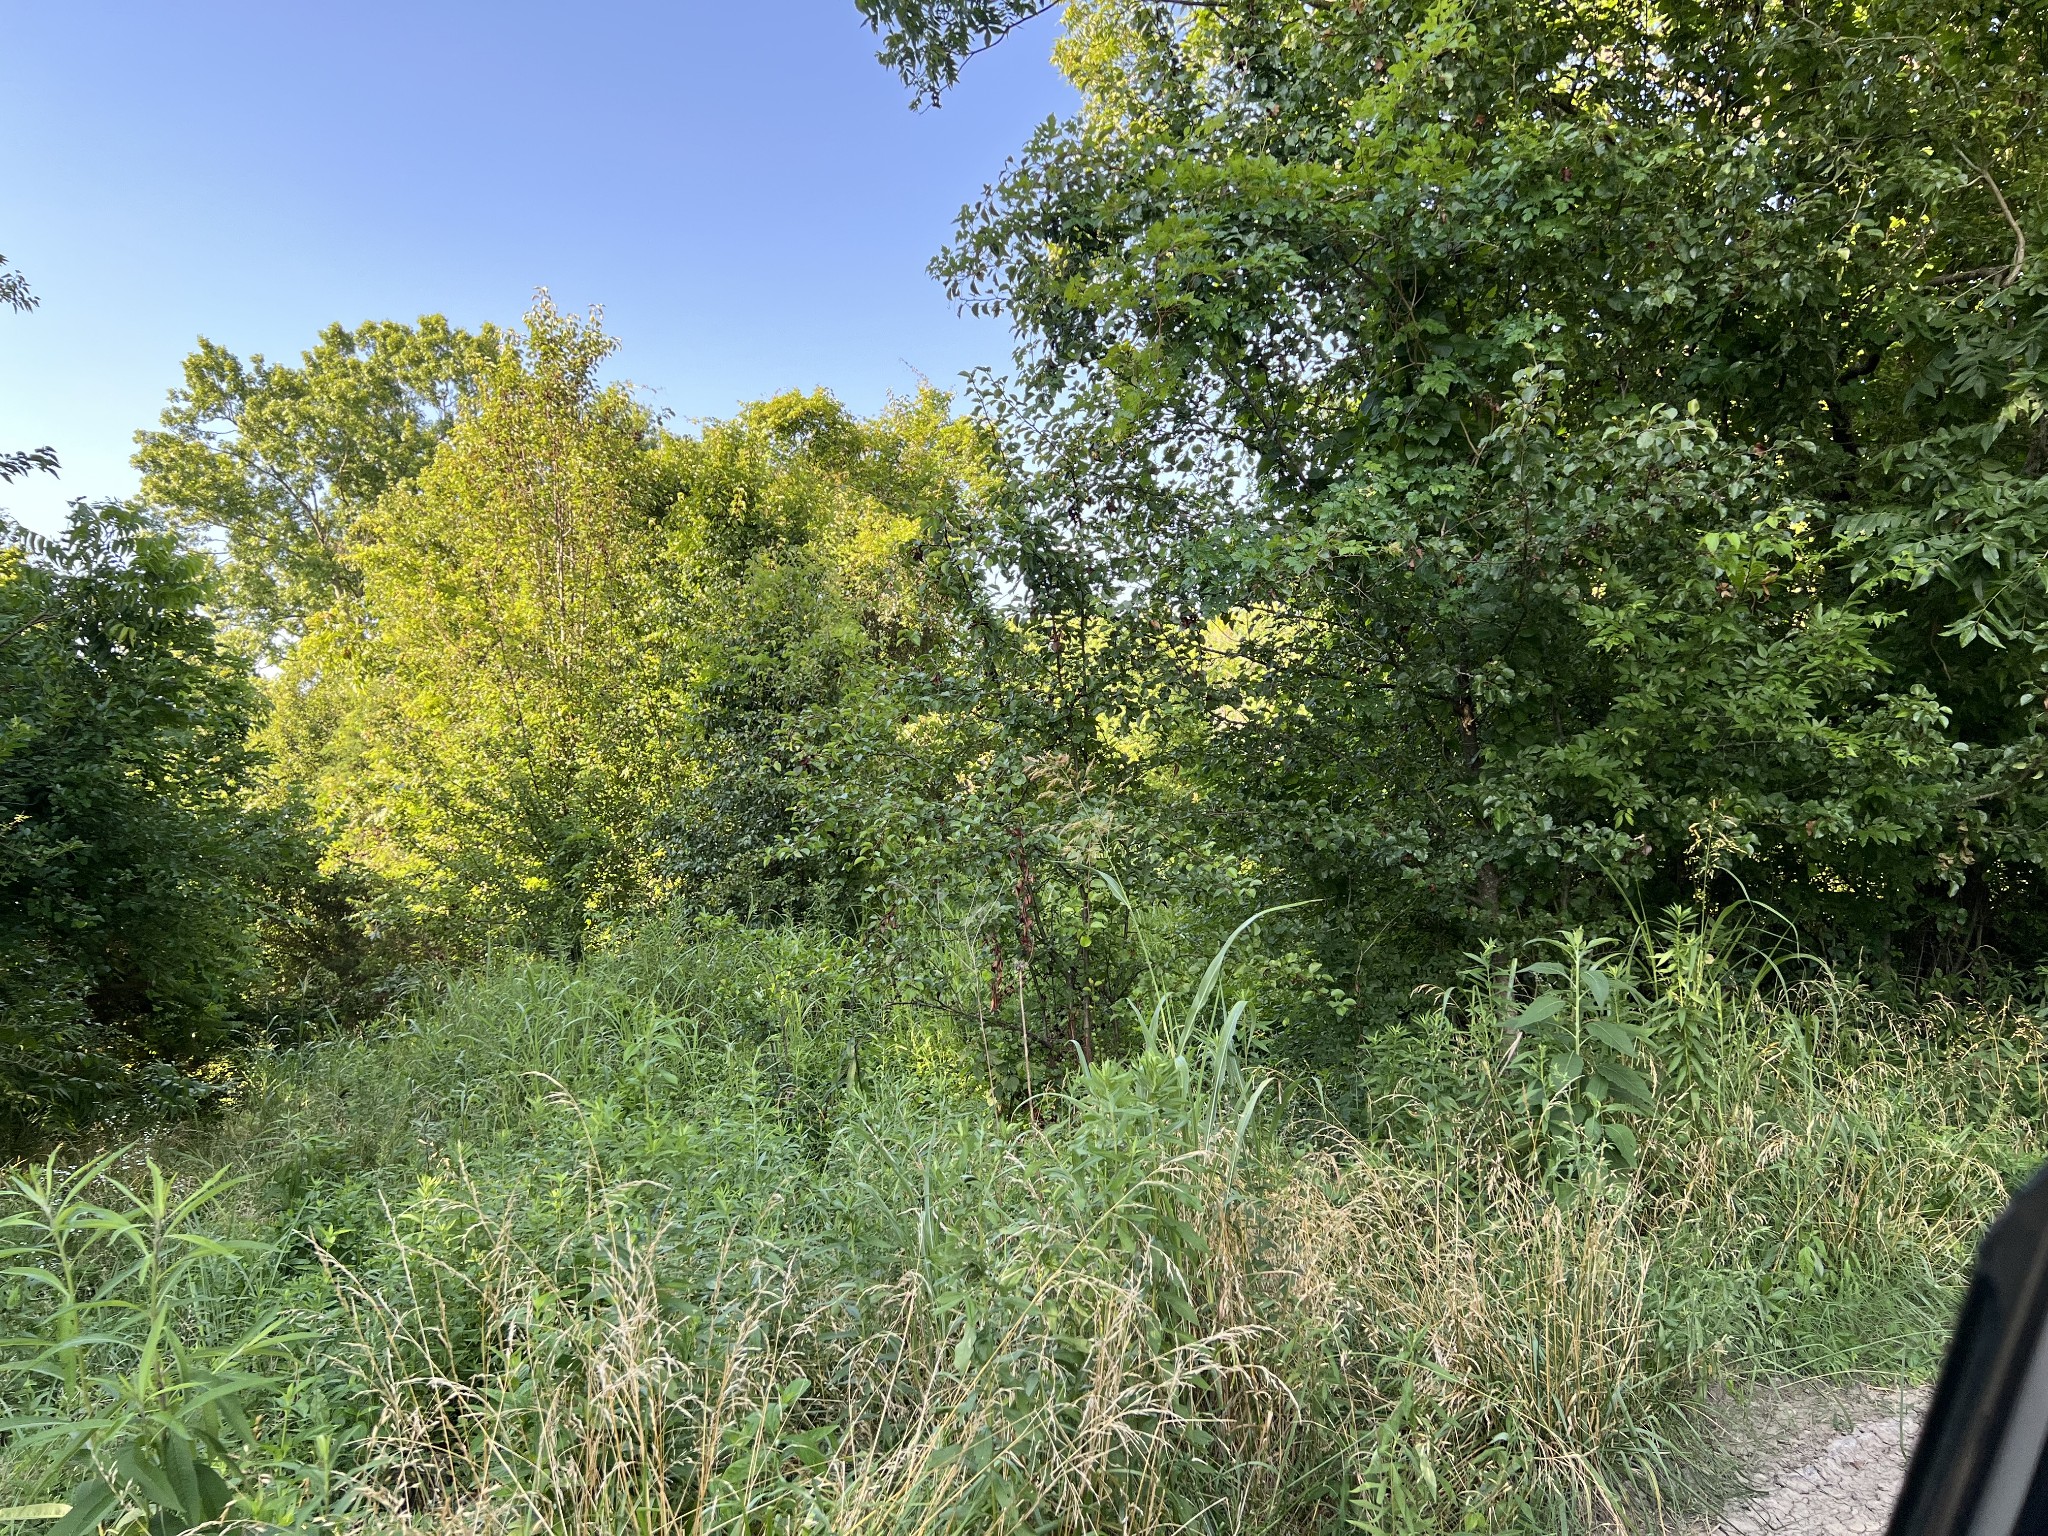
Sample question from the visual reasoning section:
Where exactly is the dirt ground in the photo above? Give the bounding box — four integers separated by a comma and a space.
1692, 1382, 1928, 1535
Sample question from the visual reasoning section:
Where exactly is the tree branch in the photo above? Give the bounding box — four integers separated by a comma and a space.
1836, 337, 1893, 383
1922, 263, 2009, 288
1958, 151, 2028, 288
0, 447, 59, 484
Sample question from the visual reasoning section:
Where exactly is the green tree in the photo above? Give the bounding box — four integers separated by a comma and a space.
134, 315, 500, 655
272, 300, 1005, 950
656, 386, 997, 915
0, 505, 261, 1136
277, 301, 672, 953
878, 0, 2048, 962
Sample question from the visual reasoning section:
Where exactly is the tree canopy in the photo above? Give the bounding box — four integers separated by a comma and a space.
888, 0, 2048, 960
134, 315, 500, 655
271, 300, 998, 952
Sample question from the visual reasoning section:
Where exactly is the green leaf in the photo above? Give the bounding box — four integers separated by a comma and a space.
210, 1390, 254, 1449
157, 1433, 204, 1521
46, 1482, 116, 1536
1507, 992, 1564, 1030
1583, 1015, 1636, 1055
192, 1465, 230, 1525
113, 1444, 179, 1519
1601, 1060, 1654, 1108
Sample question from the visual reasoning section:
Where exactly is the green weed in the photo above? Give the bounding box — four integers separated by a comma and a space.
0, 906, 2039, 1533
0, 1153, 304, 1532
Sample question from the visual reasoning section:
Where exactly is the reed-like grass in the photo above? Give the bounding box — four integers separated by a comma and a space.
2, 908, 2040, 1532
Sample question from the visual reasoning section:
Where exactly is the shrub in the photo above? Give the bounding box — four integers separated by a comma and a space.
0, 506, 266, 1144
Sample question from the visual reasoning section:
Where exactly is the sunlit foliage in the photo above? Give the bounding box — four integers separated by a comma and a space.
878, 0, 2048, 964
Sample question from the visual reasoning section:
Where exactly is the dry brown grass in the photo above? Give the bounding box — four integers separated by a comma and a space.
1270, 1137, 1673, 1528
312, 1136, 1310, 1535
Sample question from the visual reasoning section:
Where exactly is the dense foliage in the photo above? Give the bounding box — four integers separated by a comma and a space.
0, 507, 261, 1134
1, 0, 2040, 1123
5, 8, 2048, 1527
263, 300, 996, 954
3, 0, 2042, 1129
865, 0, 2048, 969
2, 911, 2043, 1531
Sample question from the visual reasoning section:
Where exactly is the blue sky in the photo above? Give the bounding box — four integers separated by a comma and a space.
0, 1, 1073, 534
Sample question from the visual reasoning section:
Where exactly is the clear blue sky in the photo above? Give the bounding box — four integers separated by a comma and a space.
0, 1, 1073, 534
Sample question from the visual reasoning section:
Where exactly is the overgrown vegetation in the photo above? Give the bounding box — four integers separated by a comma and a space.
0, 506, 266, 1131
4, 0, 2046, 1528
1, 907, 2041, 1530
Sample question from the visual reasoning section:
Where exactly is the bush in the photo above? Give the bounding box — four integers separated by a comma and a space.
0, 506, 268, 1144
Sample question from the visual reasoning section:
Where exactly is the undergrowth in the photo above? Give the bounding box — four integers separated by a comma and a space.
1, 905, 2041, 1533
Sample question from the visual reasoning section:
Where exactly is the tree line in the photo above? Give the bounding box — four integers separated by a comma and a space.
4, 0, 2044, 1138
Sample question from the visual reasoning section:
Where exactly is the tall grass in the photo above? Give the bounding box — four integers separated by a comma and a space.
1, 907, 2040, 1532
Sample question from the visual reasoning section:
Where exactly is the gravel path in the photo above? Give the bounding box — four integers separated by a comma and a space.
1696, 1387, 1926, 1536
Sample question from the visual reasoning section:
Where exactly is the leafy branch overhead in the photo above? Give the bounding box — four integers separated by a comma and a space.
856, 0, 1060, 100
1, 255, 58, 486
857, 0, 1359, 100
